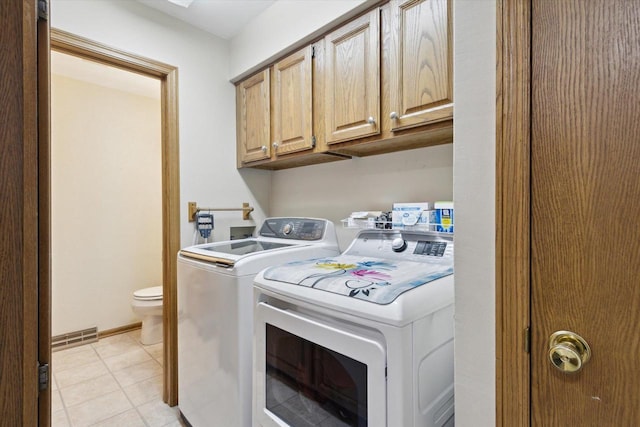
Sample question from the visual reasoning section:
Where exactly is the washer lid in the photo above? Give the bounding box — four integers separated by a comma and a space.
261, 254, 453, 305
179, 239, 300, 267
133, 286, 162, 300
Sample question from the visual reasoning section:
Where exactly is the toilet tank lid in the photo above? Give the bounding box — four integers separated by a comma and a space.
134, 286, 162, 299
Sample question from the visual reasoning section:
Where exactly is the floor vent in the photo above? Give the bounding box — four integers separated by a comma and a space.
52, 327, 98, 352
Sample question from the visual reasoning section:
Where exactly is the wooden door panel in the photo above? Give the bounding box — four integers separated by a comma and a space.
272, 45, 313, 156
389, 0, 452, 131
531, 0, 640, 424
1, 1, 41, 424
325, 10, 380, 144
238, 69, 270, 163
38, 2, 52, 425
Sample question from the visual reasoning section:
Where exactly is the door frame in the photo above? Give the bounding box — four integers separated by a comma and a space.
39, 4, 51, 425
49, 28, 181, 406
495, 0, 531, 425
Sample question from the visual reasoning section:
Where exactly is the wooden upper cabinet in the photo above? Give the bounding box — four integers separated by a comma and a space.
324, 9, 381, 144
272, 45, 314, 156
235, 0, 454, 169
389, 0, 452, 131
237, 69, 271, 164
237, 45, 324, 168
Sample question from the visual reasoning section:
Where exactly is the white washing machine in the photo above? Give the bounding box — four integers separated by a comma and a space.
177, 218, 340, 427
253, 229, 455, 427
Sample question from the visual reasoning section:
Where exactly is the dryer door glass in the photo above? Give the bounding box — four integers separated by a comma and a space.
265, 324, 368, 426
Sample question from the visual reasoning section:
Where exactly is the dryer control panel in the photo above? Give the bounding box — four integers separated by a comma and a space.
258, 218, 327, 240
345, 230, 454, 264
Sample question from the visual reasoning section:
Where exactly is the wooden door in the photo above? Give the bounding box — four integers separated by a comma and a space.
0, 0, 47, 424
237, 69, 271, 164
388, 0, 452, 131
38, 1, 52, 425
271, 45, 314, 156
324, 9, 380, 144
531, 0, 640, 424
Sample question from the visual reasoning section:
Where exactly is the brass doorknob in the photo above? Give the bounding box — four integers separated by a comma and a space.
548, 331, 591, 373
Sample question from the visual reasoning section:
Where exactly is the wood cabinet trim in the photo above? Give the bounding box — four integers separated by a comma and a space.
238, 68, 271, 164
236, 0, 454, 169
324, 9, 381, 144
388, 0, 453, 131
271, 45, 314, 156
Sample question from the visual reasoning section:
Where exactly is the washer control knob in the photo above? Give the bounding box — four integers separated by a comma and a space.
283, 223, 293, 235
391, 237, 407, 252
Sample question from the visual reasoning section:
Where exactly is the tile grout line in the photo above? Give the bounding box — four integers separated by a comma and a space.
52, 331, 173, 427
57, 356, 112, 426
54, 373, 74, 427
120, 331, 153, 426
101, 333, 156, 427
109, 336, 153, 427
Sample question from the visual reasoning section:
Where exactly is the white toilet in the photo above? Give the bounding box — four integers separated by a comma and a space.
131, 286, 163, 345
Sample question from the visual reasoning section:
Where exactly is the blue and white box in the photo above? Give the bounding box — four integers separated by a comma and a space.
430, 201, 454, 233
392, 202, 430, 229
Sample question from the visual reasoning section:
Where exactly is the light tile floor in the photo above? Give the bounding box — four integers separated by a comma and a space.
52, 330, 185, 427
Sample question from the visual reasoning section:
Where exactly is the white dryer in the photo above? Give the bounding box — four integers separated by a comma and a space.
177, 218, 340, 427
253, 229, 454, 427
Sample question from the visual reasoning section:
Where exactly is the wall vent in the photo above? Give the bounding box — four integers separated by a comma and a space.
52, 327, 98, 352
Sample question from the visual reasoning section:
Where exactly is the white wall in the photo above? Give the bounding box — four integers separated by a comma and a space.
51, 0, 270, 248
270, 145, 453, 250
453, 0, 496, 425
51, 73, 162, 335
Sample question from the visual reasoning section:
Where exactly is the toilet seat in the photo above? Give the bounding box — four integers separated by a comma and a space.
133, 286, 162, 301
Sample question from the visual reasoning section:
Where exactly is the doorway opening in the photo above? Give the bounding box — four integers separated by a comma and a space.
51, 49, 162, 344
50, 28, 180, 406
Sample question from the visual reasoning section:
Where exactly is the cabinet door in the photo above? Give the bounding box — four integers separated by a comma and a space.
272, 45, 314, 156
237, 69, 270, 163
389, 0, 452, 131
325, 10, 380, 144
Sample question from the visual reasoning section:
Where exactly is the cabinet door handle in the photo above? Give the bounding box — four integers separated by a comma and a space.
261, 145, 267, 153
390, 111, 399, 120
367, 116, 376, 125
272, 142, 279, 149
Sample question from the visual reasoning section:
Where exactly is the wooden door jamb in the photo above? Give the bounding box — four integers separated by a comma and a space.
495, 0, 531, 425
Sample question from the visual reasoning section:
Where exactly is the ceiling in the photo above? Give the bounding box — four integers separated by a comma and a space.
51, 1, 277, 97
135, 0, 277, 39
